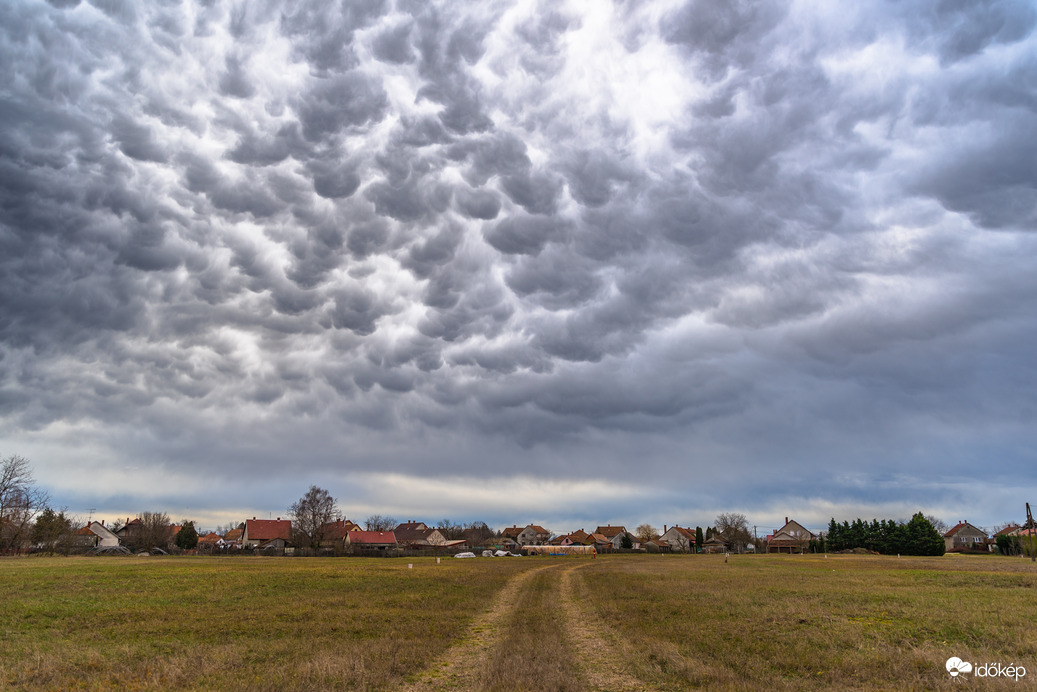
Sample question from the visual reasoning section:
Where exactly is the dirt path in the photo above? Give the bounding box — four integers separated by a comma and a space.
557, 563, 660, 692
400, 564, 552, 691
402, 560, 656, 691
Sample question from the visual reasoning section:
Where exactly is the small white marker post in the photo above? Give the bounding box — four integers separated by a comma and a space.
408, 563, 413, 569
437, 557, 441, 564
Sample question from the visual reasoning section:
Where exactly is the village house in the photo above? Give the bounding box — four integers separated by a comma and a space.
318, 519, 362, 551
196, 531, 222, 549
345, 530, 398, 553
595, 525, 636, 550
394, 521, 448, 548
659, 525, 697, 553
551, 529, 591, 546
767, 518, 817, 554
501, 524, 551, 546
702, 534, 729, 554
646, 538, 671, 553
943, 520, 989, 552
71, 521, 120, 549
221, 527, 243, 548
242, 517, 292, 549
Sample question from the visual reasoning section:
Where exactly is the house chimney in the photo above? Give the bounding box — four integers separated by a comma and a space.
100, 520, 104, 526
664, 525, 668, 533
786, 517, 789, 525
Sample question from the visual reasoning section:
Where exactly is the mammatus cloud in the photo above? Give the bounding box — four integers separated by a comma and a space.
1, 0, 1035, 530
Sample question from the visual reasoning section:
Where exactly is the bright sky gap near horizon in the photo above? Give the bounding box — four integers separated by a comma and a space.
1, 0, 1035, 533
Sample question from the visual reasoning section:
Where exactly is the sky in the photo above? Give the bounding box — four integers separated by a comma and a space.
1, 0, 1035, 535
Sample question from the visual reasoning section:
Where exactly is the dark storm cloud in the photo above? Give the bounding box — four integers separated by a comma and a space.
485, 216, 570, 257
1, 0, 1035, 526
372, 21, 416, 65
218, 55, 256, 99
295, 72, 389, 142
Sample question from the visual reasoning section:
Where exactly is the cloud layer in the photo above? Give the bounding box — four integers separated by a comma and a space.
1, 0, 1035, 531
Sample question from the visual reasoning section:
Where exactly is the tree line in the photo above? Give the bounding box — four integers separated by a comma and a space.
821, 513, 945, 555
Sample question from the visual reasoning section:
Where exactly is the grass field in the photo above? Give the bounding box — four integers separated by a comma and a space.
2, 553, 1035, 690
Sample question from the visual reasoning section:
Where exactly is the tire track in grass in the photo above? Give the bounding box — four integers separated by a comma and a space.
401, 564, 552, 691
558, 563, 660, 692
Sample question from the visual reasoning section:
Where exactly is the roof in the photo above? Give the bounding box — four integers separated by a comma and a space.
501, 525, 524, 539
944, 521, 986, 538
528, 525, 549, 535
245, 519, 292, 541
994, 525, 1020, 537
395, 525, 440, 544
588, 533, 610, 543
224, 528, 243, 541
664, 526, 696, 541
321, 519, 361, 540
772, 519, 816, 541
347, 531, 397, 545
197, 532, 222, 544
395, 521, 428, 532
595, 525, 627, 538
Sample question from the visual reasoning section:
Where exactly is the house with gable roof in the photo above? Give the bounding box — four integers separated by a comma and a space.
596, 525, 637, 550
242, 517, 292, 549
502, 524, 551, 546
767, 518, 817, 554
659, 525, 697, 553
318, 519, 362, 551
221, 527, 243, 548
72, 521, 121, 549
943, 520, 989, 552
345, 530, 398, 553
551, 529, 592, 546
394, 521, 449, 548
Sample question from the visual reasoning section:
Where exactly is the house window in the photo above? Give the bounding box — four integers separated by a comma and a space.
973, 536, 982, 543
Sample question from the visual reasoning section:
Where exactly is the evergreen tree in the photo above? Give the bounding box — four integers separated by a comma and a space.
826, 518, 840, 551
695, 526, 704, 553
903, 513, 945, 556
32, 507, 73, 554
175, 520, 199, 550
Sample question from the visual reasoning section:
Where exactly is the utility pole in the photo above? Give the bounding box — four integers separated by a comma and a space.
1026, 503, 1035, 563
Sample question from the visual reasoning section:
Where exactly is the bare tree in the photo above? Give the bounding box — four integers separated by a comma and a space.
925, 515, 948, 535
124, 511, 172, 552
636, 524, 660, 542
289, 485, 340, 550
438, 519, 464, 540
365, 514, 397, 532
462, 521, 494, 547
715, 513, 752, 554
0, 455, 50, 554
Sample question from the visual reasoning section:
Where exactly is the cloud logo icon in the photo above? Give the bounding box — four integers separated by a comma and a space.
946, 657, 973, 676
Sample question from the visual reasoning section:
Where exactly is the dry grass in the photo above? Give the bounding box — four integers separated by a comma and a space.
575, 553, 1037, 690
481, 566, 582, 692
0, 555, 537, 691
5, 553, 1036, 691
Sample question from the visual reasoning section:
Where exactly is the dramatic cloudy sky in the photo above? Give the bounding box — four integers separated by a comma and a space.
2, 0, 1035, 533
